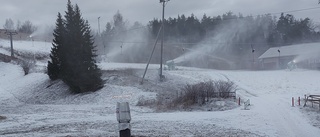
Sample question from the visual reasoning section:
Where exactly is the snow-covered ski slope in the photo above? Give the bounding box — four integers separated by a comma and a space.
0, 39, 51, 55
1, 39, 320, 136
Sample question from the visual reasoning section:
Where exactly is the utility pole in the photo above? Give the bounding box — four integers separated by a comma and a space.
120, 42, 123, 54
141, 25, 163, 85
98, 17, 101, 35
278, 49, 281, 69
182, 48, 185, 61
159, 0, 169, 81
251, 44, 255, 70
5, 30, 18, 57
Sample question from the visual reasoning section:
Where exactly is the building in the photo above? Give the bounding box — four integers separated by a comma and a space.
259, 43, 320, 70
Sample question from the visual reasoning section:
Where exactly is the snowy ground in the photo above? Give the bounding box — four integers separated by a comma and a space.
1, 40, 320, 136
0, 39, 51, 55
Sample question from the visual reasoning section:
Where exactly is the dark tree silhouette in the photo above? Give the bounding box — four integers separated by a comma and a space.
48, 0, 103, 93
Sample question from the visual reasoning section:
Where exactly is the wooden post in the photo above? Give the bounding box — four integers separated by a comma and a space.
304, 95, 308, 107
292, 97, 294, 107
304, 94, 306, 100
238, 97, 240, 106
298, 97, 300, 106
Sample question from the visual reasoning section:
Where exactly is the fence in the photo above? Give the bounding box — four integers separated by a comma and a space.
303, 95, 320, 109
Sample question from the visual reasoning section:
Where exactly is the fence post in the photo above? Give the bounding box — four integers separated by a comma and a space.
303, 95, 306, 107
304, 94, 306, 100
298, 97, 300, 106
238, 97, 240, 106
292, 97, 294, 107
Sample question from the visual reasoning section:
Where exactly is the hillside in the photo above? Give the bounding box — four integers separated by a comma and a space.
1, 40, 320, 136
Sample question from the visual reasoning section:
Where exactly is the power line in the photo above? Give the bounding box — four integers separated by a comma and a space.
269, 6, 320, 15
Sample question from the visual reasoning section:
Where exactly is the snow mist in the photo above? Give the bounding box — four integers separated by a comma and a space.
172, 17, 271, 70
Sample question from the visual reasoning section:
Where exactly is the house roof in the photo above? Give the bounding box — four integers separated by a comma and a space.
259, 42, 320, 59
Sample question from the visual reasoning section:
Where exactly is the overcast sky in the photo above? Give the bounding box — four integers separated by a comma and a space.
0, 0, 320, 32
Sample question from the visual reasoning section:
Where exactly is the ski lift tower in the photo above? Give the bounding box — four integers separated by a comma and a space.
4, 30, 18, 57
251, 44, 255, 70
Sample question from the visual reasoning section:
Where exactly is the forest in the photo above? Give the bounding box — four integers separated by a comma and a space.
99, 11, 320, 69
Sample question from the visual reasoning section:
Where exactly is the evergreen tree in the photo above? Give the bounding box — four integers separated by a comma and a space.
80, 20, 103, 91
59, 0, 76, 90
63, 2, 103, 93
48, 0, 103, 93
48, 12, 64, 80
113, 10, 126, 33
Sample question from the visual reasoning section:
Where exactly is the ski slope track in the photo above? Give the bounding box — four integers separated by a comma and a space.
210, 70, 320, 137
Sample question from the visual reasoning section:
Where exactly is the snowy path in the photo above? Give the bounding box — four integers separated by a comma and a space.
203, 70, 320, 137
0, 63, 24, 104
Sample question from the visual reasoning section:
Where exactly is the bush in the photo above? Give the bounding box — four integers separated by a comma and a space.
18, 59, 35, 75
0, 115, 6, 120
137, 96, 156, 106
172, 80, 237, 108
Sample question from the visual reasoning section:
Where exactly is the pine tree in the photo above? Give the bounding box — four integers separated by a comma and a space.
62, 2, 103, 93
47, 12, 64, 80
80, 20, 103, 91
48, 0, 103, 93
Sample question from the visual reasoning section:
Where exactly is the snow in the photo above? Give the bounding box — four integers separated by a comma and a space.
259, 42, 320, 59
0, 48, 11, 56
1, 40, 320, 136
98, 62, 160, 70
0, 39, 51, 54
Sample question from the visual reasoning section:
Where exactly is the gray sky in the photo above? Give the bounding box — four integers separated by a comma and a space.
0, 0, 320, 32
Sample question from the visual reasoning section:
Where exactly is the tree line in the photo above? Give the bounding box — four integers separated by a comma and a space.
149, 12, 319, 52
98, 11, 320, 65
3, 18, 37, 34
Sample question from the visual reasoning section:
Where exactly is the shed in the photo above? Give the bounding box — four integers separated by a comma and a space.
259, 43, 320, 69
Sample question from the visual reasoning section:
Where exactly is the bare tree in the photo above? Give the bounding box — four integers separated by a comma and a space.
113, 10, 126, 33
18, 20, 37, 34
16, 20, 21, 31
3, 18, 14, 30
